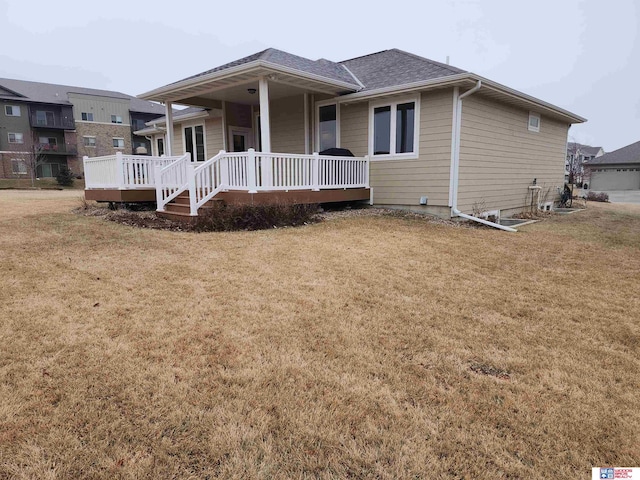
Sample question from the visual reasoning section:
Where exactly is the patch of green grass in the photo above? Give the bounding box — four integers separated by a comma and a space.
0, 177, 85, 190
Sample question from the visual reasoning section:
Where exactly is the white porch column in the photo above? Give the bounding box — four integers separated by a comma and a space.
258, 78, 271, 153
165, 101, 175, 156
304, 93, 310, 154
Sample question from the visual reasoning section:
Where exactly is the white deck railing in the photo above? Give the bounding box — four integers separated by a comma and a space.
226, 150, 370, 193
84, 152, 184, 190
86, 149, 369, 215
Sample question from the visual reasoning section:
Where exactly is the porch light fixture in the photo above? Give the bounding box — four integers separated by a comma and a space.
247, 88, 257, 95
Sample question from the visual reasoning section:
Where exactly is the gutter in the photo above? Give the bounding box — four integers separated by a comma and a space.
335, 73, 586, 124
144, 110, 212, 128
449, 80, 517, 233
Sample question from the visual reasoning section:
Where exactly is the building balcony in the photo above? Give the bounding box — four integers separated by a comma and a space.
36, 143, 78, 156
29, 114, 75, 130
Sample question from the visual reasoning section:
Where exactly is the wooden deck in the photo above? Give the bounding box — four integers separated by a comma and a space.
84, 188, 156, 203
155, 188, 371, 222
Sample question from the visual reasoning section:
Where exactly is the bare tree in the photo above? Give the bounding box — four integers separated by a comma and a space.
27, 147, 49, 186
566, 137, 585, 197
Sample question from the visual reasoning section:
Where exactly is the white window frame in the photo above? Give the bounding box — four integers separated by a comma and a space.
8, 132, 24, 144
227, 125, 253, 153
368, 95, 420, 160
315, 100, 340, 152
83, 136, 96, 147
81, 112, 94, 121
11, 159, 27, 175
154, 135, 166, 156
5, 105, 21, 117
182, 122, 207, 161
528, 112, 540, 132
112, 137, 125, 149
111, 115, 123, 124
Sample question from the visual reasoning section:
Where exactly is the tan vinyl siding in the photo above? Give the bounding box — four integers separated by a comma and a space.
204, 117, 223, 157
457, 94, 568, 213
365, 89, 454, 206
270, 95, 305, 154
69, 93, 130, 125
171, 124, 183, 156
226, 103, 252, 129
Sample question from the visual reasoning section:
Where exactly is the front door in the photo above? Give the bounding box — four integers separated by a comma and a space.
228, 127, 252, 152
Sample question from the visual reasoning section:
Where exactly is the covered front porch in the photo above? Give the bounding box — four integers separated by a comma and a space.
84, 150, 370, 218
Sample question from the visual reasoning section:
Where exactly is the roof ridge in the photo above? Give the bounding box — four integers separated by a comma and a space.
390, 48, 466, 73
258, 48, 278, 61
605, 140, 640, 154
0, 76, 133, 99
339, 49, 391, 64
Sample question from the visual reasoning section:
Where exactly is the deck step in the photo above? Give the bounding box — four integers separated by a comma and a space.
172, 195, 224, 206
156, 210, 198, 222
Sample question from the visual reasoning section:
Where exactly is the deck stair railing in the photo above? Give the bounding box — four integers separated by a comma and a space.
154, 152, 192, 211
154, 149, 369, 216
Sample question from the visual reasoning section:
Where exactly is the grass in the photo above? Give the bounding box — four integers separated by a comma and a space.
0, 177, 85, 190
0, 192, 639, 479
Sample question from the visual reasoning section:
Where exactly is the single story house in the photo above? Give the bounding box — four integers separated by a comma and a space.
585, 140, 640, 191
84, 48, 585, 226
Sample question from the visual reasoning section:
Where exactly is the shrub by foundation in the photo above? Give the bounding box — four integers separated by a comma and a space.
192, 201, 321, 232
586, 191, 609, 202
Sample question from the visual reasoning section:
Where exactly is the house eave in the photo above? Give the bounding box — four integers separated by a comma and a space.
143, 110, 215, 128
138, 60, 360, 102
475, 75, 587, 124
335, 73, 586, 124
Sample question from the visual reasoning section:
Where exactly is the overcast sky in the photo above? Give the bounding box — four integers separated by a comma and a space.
0, 0, 637, 151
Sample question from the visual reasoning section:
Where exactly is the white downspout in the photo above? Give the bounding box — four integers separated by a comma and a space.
450, 80, 517, 232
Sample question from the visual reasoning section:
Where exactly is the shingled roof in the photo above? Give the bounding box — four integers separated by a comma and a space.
585, 140, 640, 166
139, 47, 585, 124
172, 48, 359, 88
0, 77, 165, 115
340, 49, 466, 91
568, 142, 603, 157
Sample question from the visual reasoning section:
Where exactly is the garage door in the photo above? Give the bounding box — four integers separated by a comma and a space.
590, 168, 640, 191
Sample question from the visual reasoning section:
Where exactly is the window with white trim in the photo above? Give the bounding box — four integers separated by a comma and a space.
11, 159, 27, 175
8, 132, 23, 144
81, 112, 94, 121
369, 97, 419, 158
112, 137, 125, 148
157, 137, 165, 156
5, 105, 21, 116
83, 136, 96, 147
528, 112, 540, 132
318, 104, 337, 152
111, 115, 123, 124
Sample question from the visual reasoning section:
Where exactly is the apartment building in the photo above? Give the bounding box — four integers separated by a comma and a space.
0, 78, 165, 178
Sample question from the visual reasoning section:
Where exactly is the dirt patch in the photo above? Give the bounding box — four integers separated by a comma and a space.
470, 362, 511, 381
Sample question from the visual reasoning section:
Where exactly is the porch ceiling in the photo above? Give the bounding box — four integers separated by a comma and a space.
179, 80, 311, 107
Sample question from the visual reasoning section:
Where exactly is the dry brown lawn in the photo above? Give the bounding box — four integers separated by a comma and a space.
1, 192, 639, 479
